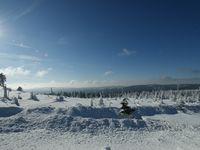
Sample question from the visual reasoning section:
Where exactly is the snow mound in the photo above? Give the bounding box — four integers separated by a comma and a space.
0, 107, 23, 117
0, 116, 28, 133
59, 106, 120, 119
184, 105, 200, 113
137, 105, 177, 116
2, 104, 199, 133
26, 106, 55, 114
0, 106, 147, 133
45, 115, 146, 132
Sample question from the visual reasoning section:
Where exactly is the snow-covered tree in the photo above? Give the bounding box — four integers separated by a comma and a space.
7, 88, 12, 97
12, 97, 20, 106
17, 86, 23, 92
56, 96, 64, 102
120, 98, 134, 116
176, 99, 185, 111
90, 99, 94, 107
18, 93, 22, 99
99, 97, 105, 107
0, 73, 8, 99
30, 92, 39, 101
102, 146, 111, 150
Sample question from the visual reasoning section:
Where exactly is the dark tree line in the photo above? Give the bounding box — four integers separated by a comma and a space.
47, 90, 124, 98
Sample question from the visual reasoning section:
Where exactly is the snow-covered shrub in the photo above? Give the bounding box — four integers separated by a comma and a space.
120, 98, 135, 116
198, 94, 200, 103
159, 99, 165, 106
90, 99, 94, 107
18, 94, 22, 99
12, 97, 20, 106
99, 97, 105, 107
102, 146, 111, 150
109, 102, 113, 107
76, 103, 83, 107
176, 100, 185, 111
17, 86, 23, 92
186, 97, 195, 103
0, 73, 8, 99
29, 92, 39, 101
56, 96, 64, 102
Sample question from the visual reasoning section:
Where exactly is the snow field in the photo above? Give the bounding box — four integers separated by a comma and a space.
0, 90, 200, 150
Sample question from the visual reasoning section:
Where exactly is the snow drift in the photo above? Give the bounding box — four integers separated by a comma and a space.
1, 104, 200, 133
0, 106, 147, 133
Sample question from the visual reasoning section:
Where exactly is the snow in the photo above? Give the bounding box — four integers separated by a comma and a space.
0, 90, 200, 150
0, 107, 22, 117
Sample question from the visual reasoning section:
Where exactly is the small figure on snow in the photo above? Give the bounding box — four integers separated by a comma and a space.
120, 98, 135, 116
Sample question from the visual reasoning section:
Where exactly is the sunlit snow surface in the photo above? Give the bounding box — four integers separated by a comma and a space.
0, 90, 200, 150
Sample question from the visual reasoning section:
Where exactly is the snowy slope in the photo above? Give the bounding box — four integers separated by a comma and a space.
0, 90, 200, 150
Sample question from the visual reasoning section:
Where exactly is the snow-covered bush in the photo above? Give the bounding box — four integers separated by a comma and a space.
12, 97, 20, 106
99, 97, 105, 107
120, 98, 135, 116
109, 102, 113, 107
176, 100, 185, 111
17, 86, 23, 92
56, 96, 65, 102
90, 99, 94, 107
102, 146, 111, 150
159, 99, 165, 106
29, 92, 39, 101
18, 94, 22, 99
0, 73, 8, 99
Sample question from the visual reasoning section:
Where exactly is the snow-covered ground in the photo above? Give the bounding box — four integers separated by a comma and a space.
0, 90, 200, 150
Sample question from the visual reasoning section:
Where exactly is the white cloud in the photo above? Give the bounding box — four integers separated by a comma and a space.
69, 80, 76, 85
0, 66, 30, 76
36, 68, 52, 78
119, 48, 136, 56
104, 70, 113, 76
18, 54, 41, 61
12, 42, 31, 49
44, 53, 48, 57
0, 53, 41, 62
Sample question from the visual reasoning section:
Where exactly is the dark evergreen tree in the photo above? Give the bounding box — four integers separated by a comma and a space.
120, 98, 134, 116
17, 86, 23, 92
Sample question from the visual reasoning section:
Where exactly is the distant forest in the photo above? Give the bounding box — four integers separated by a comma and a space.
43, 84, 200, 98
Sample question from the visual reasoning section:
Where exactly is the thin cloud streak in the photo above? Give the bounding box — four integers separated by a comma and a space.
0, 52, 41, 62
104, 70, 113, 76
119, 48, 136, 56
10, 42, 31, 49
178, 68, 200, 75
0, 0, 45, 25
14, 0, 45, 20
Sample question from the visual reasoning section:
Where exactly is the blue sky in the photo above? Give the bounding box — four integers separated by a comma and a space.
0, 0, 200, 89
